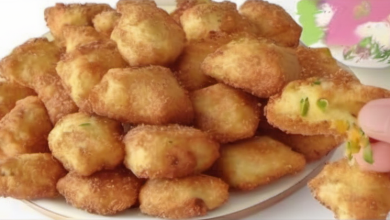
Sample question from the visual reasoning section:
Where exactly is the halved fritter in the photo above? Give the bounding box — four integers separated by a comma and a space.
239, 0, 302, 48
56, 40, 128, 112
191, 83, 260, 143
0, 96, 52, 161
89, 66, 194, 125
202, 36, 301, 98
57, 168, 142, 215
308, 159, 390, 220
0, 38, 63, 88
32, 74, 78, 125
139, 174, 229, 219
123, 125, 219, 179
44, 3, 112, 42
0, 153, 67, 200
212, 136, 306, 190
296, 46, 358, 82
0, 82, 36, 120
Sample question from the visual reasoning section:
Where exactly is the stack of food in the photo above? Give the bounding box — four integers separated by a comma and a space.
0, 0, 389, 219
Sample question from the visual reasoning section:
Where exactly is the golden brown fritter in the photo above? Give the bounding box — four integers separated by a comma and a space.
170, 0, 211, 24
32, 74, 78, 125
92, 10, 121, 37
180, 1, 257, 41
0, 38, 63, 88
57, 168, 142, 215
89, 66, 194, 125
111, 2, 185, 66
265, 77, 390, 137
0, 82, 36, 120
296, 46, 358, 82
44, 3, 112, 43
116, 0, 157, 10
239, 0, 302, 48
62, 25, 106, 52
48, 112, 125, 176
308, 159, 390, 220
191, 83, 260, 143
202, 36, 301, 98
139, 174, 229, 219
213, 136, 306, 190
261, 128, 343, 162
56, 40, 128, 113
123, 125, 220, 179
0, 153, 67, 200
0, 96, 52, 161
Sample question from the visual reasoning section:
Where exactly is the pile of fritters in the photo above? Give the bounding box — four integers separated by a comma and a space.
0, 0, 389, 219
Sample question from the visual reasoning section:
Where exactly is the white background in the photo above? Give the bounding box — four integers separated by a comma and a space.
0, 0, 389, 219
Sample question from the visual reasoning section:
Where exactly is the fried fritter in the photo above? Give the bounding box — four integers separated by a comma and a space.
32, 74, 78, 124
48, 112, 125, 176
0, 153, 67, 200
261, 128, 343, 162
202, 36, 301, 98
56, 40, 128, 113
111, 2, 185, 66
180, 1, 256, 41
62, 25, 106, 52
44, 3, 112, 42
92, 10, 121, 37
170, 0, 211, 24
296, 46, 358, 82
213, 136, 306, 190
89, 66, 194, 125
123, 125, 220, 179
265, 77, 390, 137
191, 83, 260, 143
0, 96, 52, 161
0, 38, 63, 88
57, 168, 141, 215
0, 82, 36, 120
139, 174, 229, 219
239, 0, 302, 48
308, 159, 390, 220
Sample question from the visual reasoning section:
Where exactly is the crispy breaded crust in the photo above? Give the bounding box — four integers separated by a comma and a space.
261, 128, 343, 162
44, 3, 112, 42
191, 83, 260, 143
239, 0, 302, 48
0, 82, 36, 120
123, 125, 220, 179
32, 74, 78, 124
63, 25, 106, 52
308, 159, 390, 220
180, 1, 257, 41
92, 10, 121, 37
213, 136, 306, 190
265, 78, 390, 136
170, 0, 211, 24
48, 112, 125, 176
0, 153, 67, 200
296, 46, 359, 82
111, 2, 185, 66
139, 174, 229, 219
89, 66, 194, 125
57, 168, 142, 215
202, 36, 301, 98
0, 96, 52, 161
0, 38, 63, 88
56, 40, 127, 113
